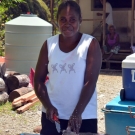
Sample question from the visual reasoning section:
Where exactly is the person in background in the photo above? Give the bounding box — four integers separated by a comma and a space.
97, 0, 113, 48
103, 25, 120, 61
34, 0, 102, 135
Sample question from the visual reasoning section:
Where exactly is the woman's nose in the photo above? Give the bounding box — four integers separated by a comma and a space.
64, 19, 71, 25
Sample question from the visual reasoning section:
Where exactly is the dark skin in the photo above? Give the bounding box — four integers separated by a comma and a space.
105, 26, 119, 48
34, 5, 102, 134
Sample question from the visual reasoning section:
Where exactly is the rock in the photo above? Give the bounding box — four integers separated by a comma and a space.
5, 129, 9, 132
0, 78, 5, 92
0, 91, 9, 105
33, 125, 42, 133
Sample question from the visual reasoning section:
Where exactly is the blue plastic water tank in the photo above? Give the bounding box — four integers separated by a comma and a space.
122, 53, 135, 100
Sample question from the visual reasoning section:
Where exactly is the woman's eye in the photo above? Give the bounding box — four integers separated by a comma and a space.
60, 18, 66, 23
70, 18, 76, 23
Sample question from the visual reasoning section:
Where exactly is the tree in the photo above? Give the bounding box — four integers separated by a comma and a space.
0, 0, 26, 56
0, 0, 51, 56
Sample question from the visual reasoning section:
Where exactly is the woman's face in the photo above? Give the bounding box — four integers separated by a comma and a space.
109, 26, 115, 34
57, 6, 81, 37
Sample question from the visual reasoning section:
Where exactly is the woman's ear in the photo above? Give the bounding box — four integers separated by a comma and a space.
80, 18, 82, 24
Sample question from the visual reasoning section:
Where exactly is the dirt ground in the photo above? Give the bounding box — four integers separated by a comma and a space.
0, 71, 123, 135
97, 71, 122, 133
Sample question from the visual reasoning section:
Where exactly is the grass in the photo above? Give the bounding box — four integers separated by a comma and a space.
0, 100, 41, 115
0, 100, 42, 125
0, 101, 12, 114
29, 100, 41, 111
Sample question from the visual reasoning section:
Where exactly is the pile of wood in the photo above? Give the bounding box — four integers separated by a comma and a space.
5, 68, 40, 113
12, 90, 39, 114
0, 64, 40, 113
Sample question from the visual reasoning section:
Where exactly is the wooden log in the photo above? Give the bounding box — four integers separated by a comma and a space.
12, 91, 35, 104
8, 87, 34, 102
29, 95, 38, 102
21, 91, 36, 102
12, 91, 36, 108
16, 98, 39, 114
13, 95, 38, 109
12, 100, 26, 109
5, 71, 20, 78
6, 74, 30, 94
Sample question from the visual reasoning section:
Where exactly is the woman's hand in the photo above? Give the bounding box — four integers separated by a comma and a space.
68, 113, 82, 134
46, 104, 58, 122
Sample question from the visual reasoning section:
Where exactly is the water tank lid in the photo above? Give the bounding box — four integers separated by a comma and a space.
20, 14, 37, 17
122, 53, 135, 68
5, 14, 52, 27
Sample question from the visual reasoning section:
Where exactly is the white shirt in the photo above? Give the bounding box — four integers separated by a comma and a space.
106, 2, 113, 25
42, 34, 97, 119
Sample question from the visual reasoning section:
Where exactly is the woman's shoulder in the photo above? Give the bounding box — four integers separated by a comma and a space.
82, 33, 95, 39
46, 34, 59, 48
47, 34, 59, 41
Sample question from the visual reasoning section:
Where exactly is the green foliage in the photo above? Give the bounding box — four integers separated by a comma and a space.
0, 101, 12, 114
53, 0, 63, 21
0, 0, 26, 56
0, 0, 79, 55
36, 0, 51, 21
53, 0, 77, 22
0, 0, 51, 56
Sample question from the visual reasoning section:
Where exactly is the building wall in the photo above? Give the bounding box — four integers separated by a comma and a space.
79, 0, 134, 43
79, 0, 94, 35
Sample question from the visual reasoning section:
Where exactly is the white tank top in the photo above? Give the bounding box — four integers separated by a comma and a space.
42, 34, 97, 119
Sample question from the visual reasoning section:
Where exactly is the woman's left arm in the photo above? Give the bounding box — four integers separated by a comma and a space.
69, 38, 102, 133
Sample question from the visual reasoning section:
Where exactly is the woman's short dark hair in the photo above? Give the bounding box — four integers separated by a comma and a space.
57, 0, 82, 21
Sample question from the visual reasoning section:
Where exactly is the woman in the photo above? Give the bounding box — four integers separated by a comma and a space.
103, 25, 120, 61
34, 1, 102, 135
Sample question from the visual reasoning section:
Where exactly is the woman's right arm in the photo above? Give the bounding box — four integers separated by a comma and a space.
34, 41, 58, 121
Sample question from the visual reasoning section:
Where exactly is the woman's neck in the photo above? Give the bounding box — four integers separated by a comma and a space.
59, 33, 82, 53
60, 33, 81, 46
110, 32, 115, 35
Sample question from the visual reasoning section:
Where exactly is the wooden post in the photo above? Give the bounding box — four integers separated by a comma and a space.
50, 0, 53, 22
131, 0, 135, 47
103, 0, 106, 46
50, 0, 55, 35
